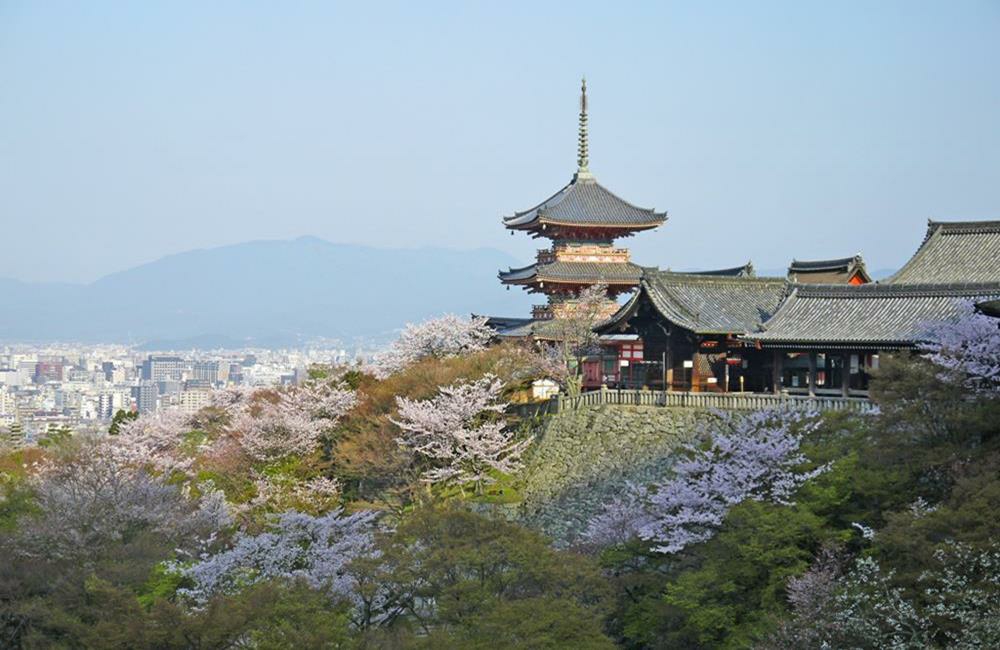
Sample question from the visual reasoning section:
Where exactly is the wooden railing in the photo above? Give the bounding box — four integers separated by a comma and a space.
513, 387, 877, 417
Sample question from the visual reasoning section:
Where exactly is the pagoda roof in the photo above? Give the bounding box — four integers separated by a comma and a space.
482, 316, 581, 341
498, 260, 644, 286
481, 316, 536, 338
602, 270, 789, 335
787, 254, 871, 284
885, 219, 1000, 284
502, 172, 667, 233
676, 262, 755, 278
747, 282, 1000, 349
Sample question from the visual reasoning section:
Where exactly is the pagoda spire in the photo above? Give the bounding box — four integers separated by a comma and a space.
576, 77, 591, 178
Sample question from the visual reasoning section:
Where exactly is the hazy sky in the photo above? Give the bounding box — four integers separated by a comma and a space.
2, 1, 998, 283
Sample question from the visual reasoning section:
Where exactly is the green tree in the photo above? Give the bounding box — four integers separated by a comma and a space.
37, 423, 72, 448
354, 505, 614, 647
611, 501, 828, 649
416, 597, 616, 649
147, 580, 352, 649
5, 575, 351, 650
108, 409, 138, 435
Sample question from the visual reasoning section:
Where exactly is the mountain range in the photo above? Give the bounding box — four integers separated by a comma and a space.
0, 238, 899, 349
0, 237, 533, 348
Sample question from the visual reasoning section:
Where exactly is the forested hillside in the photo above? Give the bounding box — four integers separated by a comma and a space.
1, 311, 998, 648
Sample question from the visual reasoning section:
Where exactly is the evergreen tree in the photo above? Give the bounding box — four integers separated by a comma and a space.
108, 408, 138, 435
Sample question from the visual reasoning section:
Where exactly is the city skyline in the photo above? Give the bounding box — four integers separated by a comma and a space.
0, 343, 356, 444
3, 1, 999, 283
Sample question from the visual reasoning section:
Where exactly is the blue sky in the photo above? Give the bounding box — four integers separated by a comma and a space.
1, 1, 998, 283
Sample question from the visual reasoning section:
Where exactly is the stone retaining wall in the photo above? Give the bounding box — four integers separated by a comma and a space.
517, 405, 724, 546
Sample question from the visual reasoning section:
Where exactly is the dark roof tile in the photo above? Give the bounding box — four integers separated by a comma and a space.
603, 270, 789, 334
749, 283, 1000, 347
886, 220, 1000, 284
499, 261, 643, 285
676, 262, 755, 277
503, 173, 666, 231
787, 254, 871, 284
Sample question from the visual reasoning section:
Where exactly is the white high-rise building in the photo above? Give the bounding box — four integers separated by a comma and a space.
176, 388, 211, 415
0, 387, 15, 416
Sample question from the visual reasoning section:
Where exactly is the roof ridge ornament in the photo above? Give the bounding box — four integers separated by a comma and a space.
575, 77, 593, 181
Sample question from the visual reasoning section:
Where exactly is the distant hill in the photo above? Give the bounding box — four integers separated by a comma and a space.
0, 237, 532, 347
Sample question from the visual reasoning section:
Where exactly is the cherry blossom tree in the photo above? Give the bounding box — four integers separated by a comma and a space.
288, 379, 358, 422
546, 283, 611, 397
228, 380, 356, 462
250, 472, 342, 514
102, 380, 356, 521
113, 408, 199, 475
231, 401, 327, 462
392, 375, 530, 493
762, 541, 1000, 649
583, 409, 826, 553
578, 482, 654, 549
209, 384, 259, 411
370, 314, 495, 379
522, 342, 574, 389
17, 439, 229, 562
921, 302, 1000, 394
759, 546, 845, 649
921, 541, 1000, 647
174, 509, 380, 608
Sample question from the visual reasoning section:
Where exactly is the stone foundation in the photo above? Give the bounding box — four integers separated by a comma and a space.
517, 405, 725, 546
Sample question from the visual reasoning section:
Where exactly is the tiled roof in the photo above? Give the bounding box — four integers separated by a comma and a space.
787, 255, 871, 284
748, 283, 1000, 348
481, 316, 534, 335
789, 256, 861, 272
603, 271, 789, 335
886, 220, 1000, 284
498, 261, 644, 285
676, 262, 755, 278
503, 173, 666, 231
484, 317, 580, 340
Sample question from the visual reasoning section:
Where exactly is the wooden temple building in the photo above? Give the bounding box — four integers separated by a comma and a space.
488, 82, 1000, 398
598, 271, 788, 392
598, 220, 1000, 396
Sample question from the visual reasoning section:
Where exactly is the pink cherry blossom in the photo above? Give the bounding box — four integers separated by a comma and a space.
370, 314, 495, 379
392, 374, 530, 490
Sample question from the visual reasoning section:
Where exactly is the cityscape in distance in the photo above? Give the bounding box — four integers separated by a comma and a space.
0, 237, 538, 443
0, 237, 902, 444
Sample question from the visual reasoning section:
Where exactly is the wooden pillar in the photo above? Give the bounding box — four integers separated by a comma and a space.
665, 348, 674, 392
772, 350, 783, 395
691, 351, 700, 393
807, 351, 817, 397
841, 352, 851, 397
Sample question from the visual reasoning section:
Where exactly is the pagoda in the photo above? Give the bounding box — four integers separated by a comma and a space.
498, 79, 667, 325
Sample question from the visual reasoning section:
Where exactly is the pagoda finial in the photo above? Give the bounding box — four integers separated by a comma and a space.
576, 77, 590, 177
